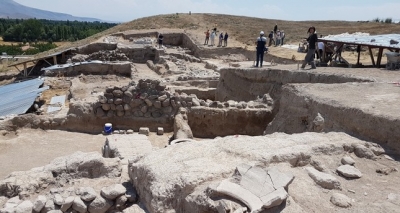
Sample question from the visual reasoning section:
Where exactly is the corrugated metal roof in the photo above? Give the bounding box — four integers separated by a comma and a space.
319, 34, 400, 49
0, 78, 48, 117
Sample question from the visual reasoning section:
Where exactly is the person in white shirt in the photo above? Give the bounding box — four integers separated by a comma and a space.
317, 38, 324, 59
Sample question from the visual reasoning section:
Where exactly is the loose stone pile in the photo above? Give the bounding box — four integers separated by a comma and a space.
1, 184, 137, 213
87, 50, 129, 62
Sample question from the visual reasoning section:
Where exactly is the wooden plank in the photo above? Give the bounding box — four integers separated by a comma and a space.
368, 47, 375, 66
53, 55, 57, 65
377, 48, 383, 67
357, 45, 361, 65
27, 61, 38, 76
23, 62, 27, 77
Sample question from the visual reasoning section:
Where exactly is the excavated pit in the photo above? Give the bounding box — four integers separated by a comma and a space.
1, 30, 400, 213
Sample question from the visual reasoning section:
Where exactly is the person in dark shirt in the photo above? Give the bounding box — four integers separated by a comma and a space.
158, 33, 164, 48
301, 26, 318, 69
254, 31, 267, 67
223, 32, 229, 47
268, 31, 274, 46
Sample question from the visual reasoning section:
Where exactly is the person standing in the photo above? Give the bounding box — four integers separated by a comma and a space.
210, 30, 216, 46
281, 30, 285, 45
317, 35, 324, 60
223, 32, 229, 47
275, 30, 281, 46
273, 24, 278, 35
218, 32, 224, 47
301, 26, 318, 69
255, 31, 267, 68
204, 29, 210, 45
158, 33, 164, 48
268, 31, 274, 46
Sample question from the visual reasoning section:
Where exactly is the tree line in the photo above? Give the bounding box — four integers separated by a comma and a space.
0, 18, 117, 43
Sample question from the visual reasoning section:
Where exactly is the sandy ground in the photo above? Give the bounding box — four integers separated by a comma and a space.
0, 129, 173, 179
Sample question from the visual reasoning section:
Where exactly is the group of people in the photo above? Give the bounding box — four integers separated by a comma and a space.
204, 28, 229, 47
254, 25, 319, 69
268, 24, 285, 47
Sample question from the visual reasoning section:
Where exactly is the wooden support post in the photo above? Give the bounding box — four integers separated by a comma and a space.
23, 62, 27, 77
356, 45, 361, 65
61, 52, 65, 62
53, 55, 57, 65
368, 47, 375, 67
377, 48, 383, 67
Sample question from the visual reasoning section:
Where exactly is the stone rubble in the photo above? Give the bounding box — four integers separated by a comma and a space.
337, 165, 363, 178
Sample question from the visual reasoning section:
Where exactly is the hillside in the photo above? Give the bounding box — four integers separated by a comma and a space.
0, 0, 101, 22
13, 13, 400, 63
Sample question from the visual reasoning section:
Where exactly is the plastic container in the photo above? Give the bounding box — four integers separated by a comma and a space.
104, 123, 113, 134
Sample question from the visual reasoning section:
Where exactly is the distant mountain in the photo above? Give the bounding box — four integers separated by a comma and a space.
0, 0, 102, 22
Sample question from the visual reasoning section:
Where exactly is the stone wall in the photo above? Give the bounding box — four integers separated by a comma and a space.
76, 43, 118, 55
117, 44, 157, 63
42, 62, 132, 77
216, 67, 373, 102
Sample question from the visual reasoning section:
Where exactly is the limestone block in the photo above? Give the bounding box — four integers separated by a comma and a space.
99, 96, 107, 104
330, 193, 352, 208
122, 205, 145, 213
267, 167, 294, 189
261, 187, 288, 209
130, 99, 143, 108
80, 187, 97, 202
124, 91, 133, 98
53, 194, 64, 205
124, 104, 131, 111
122, 96, 131, 104
102, 104, 111, 111
88, 196, 113, 213
140, 106, 148, 113
110, 104, 116, 111
144, 99, 153, 107
72, 197, 87, 213
174, 108, 193, 139
60, 196, 74, 212
341, 156, 355, 165
162, 98, 170, 107
158, 95, 168, 102
112, 90, 123, 98
171, 100, 177, 109
139, 127, 150, 136
216, 180, 263, 213
116, 105, 124, 111
154, 101, 162, 109
337, 165, 362, 178
41, 200, 55, 213
33, 195, 47, 212
127, 130, 134, 134
139, 93, 148, 100
157, 127, 164, 135
306, 167, 341, 189
116, 111, 125, 117
352, 144, 375, 159
115, 195, 127, 210
101, 184, 127, 200
15, 200, 33, 213
114, 98, 123, 105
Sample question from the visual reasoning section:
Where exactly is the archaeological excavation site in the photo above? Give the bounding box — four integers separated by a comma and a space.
0, 25, 400, 213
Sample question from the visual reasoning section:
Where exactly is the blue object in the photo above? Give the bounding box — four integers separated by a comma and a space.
104, 123, 112, 134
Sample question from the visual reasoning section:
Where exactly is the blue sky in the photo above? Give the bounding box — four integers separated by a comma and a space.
14, 0, 400, 23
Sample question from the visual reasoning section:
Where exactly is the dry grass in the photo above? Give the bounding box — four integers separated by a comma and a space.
9, 13, 400, 65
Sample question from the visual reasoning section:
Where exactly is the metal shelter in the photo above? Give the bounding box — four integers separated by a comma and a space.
8, 48, 74, 77
318, 34, 400, 67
